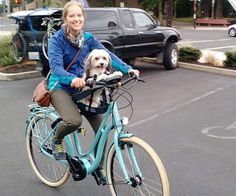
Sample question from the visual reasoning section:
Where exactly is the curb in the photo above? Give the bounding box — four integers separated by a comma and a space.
0, 70, 41, 81
178, 62, 236, 77
141, 57, 236, 77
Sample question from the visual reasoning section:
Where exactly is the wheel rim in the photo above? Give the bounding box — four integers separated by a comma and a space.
171, 49, 178, 66
107, 137, 169, 196
229, 29, 236, 37
26, 115, 70, 187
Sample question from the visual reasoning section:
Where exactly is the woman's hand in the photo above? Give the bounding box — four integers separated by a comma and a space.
71, 77, 86, 88
128, 69, 140, 78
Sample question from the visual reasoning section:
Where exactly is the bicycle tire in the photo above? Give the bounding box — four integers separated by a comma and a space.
42, 33, 49, 60
26, 113, 70, 187
11, 33, 27, 63
106, 136, 170, 196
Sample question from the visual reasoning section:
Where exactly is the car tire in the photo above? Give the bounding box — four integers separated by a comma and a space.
228, 28, 236, 37
163, 43, 178, 70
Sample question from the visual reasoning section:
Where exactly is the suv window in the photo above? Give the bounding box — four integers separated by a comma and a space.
133, 12, 155, 28
84, 10, 118, 29
20, 16, 49, 31
121, 10, 134, 28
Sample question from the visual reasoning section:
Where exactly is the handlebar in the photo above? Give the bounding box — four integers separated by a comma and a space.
86, 75, 145, 89
41, 17, 62, 26
72, 76, 144, 103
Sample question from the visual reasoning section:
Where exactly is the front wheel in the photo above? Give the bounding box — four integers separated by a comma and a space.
106, 136, 170, 196
163, 43, 179, 70
25, 113, 70, 187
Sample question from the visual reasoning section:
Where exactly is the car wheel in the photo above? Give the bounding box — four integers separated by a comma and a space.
228, 28, 236, 37
163, 43, 179, 70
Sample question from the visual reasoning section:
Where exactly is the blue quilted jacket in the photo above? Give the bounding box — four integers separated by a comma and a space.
47, 28, 132, 93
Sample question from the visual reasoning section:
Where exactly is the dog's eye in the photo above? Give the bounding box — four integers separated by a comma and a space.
95, 57, 99, 61
103, 57, 107, 60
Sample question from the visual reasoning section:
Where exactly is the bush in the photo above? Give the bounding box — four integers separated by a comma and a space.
179, 46, 201, 62
0, 36, 17, 67
224, 51, 236, 67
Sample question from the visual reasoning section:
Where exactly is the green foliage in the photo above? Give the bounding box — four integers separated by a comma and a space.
224, 51, 236, 67
175, 0, 191, 18
179, 47, 201, 62
138, 0, 159, 11
0, 36, 17, 67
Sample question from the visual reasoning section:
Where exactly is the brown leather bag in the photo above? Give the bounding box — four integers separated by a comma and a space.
32, 78, 51, 107
32, 50, 81, 107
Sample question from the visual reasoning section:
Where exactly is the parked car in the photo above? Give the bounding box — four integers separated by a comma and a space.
9, 7, 181, 76
228, 24, 236, 37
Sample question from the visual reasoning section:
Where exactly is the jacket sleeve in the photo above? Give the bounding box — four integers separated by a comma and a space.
48, 35, 77, 85
86, 33, 132, 74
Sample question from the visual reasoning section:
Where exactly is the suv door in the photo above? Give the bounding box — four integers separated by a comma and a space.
131, 10, 164, 56
83, 9, 124, 56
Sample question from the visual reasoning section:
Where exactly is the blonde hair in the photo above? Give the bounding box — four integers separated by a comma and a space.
62, 1, 85, 21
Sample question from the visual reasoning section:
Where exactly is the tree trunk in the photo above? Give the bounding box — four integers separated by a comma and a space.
215, 0, 223, 18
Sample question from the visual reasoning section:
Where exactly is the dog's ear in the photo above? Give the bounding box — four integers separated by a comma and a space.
106, 54, 112, 72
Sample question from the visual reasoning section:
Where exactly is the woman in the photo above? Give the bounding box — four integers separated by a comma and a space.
47, 1, 139, 181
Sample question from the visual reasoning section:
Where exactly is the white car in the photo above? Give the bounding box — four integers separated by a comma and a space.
228, 24, 236, 37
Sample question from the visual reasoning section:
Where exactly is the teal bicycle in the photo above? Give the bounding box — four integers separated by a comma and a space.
25, 76, 170, 196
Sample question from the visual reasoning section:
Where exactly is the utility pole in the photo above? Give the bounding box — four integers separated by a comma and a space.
211, 0, 215, 18
166, 0, 173, 27
193, 0, 197, 29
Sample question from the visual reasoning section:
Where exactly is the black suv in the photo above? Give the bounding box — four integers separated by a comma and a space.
9, 7, 181, 76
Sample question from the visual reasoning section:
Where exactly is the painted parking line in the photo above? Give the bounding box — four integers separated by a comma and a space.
204, 45, 236, 51
179, 38, 231, 44
128, 82, 236, 128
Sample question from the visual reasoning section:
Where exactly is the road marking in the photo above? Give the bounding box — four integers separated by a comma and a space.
201, 122, 236, 139
179, 38, 230, 44
204, 45, 236, 51
128, 83, 236, 128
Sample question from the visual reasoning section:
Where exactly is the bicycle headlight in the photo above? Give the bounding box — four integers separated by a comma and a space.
121, 117, 129, 126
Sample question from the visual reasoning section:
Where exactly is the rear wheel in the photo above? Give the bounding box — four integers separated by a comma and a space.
106, 136, 170, 196
11, 33, 27, 63
26, 113, 70, 187
163, 43, 178, 70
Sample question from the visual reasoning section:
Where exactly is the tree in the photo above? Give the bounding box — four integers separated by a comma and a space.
138, 0, 162, 22
215, 0, 223, 18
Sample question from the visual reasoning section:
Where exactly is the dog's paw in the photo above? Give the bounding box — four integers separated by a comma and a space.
113, 71, 123, 77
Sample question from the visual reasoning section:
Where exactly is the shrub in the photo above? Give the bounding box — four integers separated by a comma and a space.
224, 51, 236, 67
0, 36, 17, 67
179, 46, 201, 62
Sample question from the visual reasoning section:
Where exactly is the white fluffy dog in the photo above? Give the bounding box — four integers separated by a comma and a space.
81, 49, 122, 107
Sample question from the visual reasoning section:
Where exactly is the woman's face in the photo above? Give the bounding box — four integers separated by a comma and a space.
65, 5, 84, 35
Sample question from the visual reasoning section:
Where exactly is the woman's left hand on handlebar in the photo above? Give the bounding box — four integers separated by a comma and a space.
71, 77, 86, 88
128, 69, 140, 78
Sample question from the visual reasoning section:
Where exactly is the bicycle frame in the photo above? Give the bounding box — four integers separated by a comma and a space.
26, 99, 142, 184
